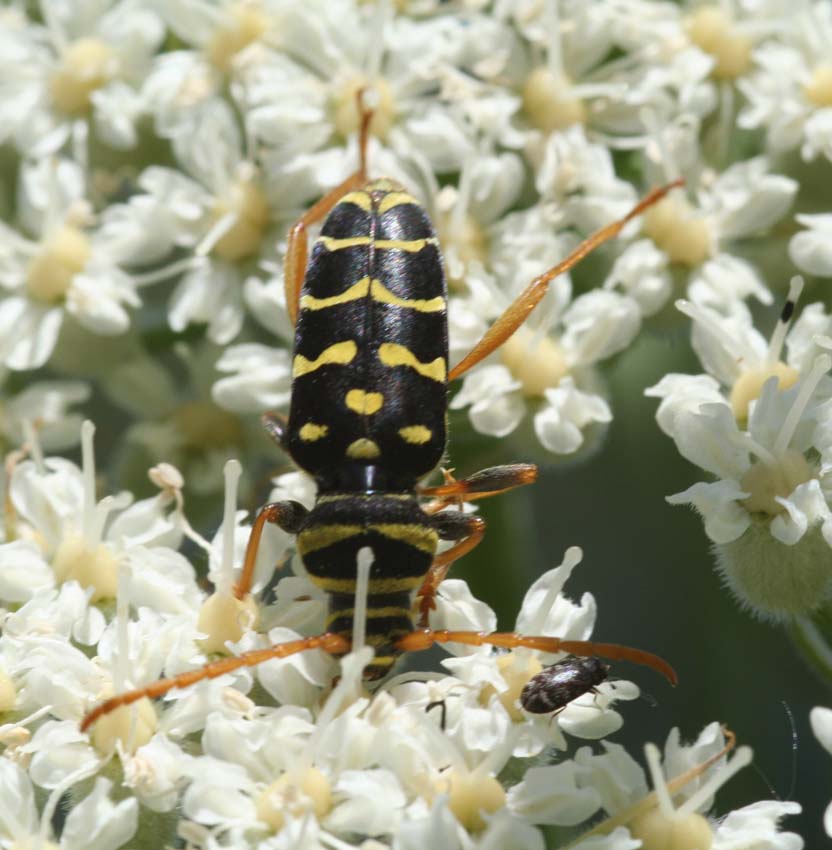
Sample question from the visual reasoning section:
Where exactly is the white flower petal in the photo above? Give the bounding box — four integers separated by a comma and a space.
0, 296, 63, 370
645, 373, 724, 438
62, 778, 139, 850
0, 759, 38, 836
326, 769, 406, 835
536, 380, 611, 455
667, 480, 751, 544
0, 539, 55, 602
689, 254, 772, 309
670, 404, 748, 479
507, 762, 601, 826
711, 800, 802, 850
561, 290, 641, 366
789, 214, 832, 277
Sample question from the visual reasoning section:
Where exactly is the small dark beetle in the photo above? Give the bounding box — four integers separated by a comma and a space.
521, 656, 611, 716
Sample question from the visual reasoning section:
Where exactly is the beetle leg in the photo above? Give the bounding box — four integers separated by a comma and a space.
419, 463, 537, 513
416, 513, 485, 626
234, 500, 309, 599
448, 180, 684, 380
284, 91, 373, 325
395, 630, 678, 686
80, 632, 349, 733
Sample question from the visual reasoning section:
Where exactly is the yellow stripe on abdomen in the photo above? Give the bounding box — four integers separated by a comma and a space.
325, 606, 413, 627
310, 575, 423, 594
369, 523, 438, 553
297, 524, 362, 555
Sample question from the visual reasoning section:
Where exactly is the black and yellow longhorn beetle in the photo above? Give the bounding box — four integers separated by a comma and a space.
82, 98, 679, 732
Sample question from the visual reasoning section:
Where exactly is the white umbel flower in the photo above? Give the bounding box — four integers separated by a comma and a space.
0, 157, 140, 371
0, 0, 163, 156
738, 2, 832, 161
606, 158, 797, 316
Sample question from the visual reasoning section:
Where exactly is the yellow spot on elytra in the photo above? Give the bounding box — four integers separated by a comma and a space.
293, 340, 357, 378
297, 524, 363, 555
299, 422, 329, 441
376, 238, 437, 251
318, 235, 371, 251
345, 389, 384, 415
371, 279, 445, 312
317, 236, 438, 252
346, 438, 381, 459
338, 191, 372, 210
301, 277, 370, 310
378, 343, 446, 382
399, 425, 432, 444
377, 192, 419, 213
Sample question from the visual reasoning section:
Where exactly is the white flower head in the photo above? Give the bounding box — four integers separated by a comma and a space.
0, 158, 141, 371
451, 207, 642, 456
607, 159, 797, 316
0, 0, 164, 156
574, 722, 800, 850
738, 3, 832, 162
647, 281, 832, 619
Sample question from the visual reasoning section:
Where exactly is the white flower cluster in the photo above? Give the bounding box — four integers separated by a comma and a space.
0, 0, 830, 846
0, 426, 801, 848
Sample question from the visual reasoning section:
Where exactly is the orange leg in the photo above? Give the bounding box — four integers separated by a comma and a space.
80, 633, 350, 732
284, 91, 374, 325
448, 180, 684, 381
395, 630, 678, 686
234, 501, 308, 599
416, 514, 485, 627
420, 464, 537, 513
